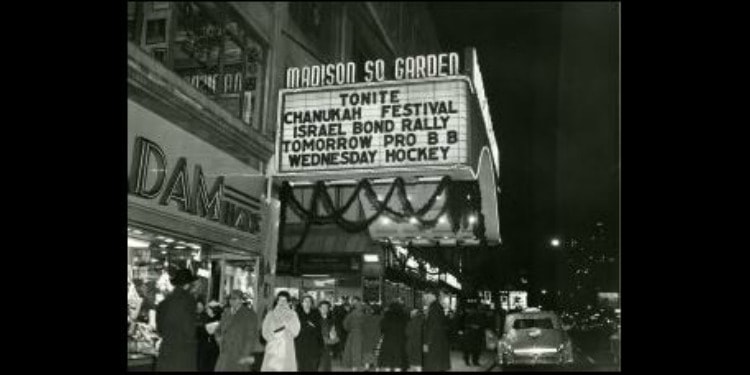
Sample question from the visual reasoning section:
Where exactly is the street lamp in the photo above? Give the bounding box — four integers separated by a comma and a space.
550, 238, 561, 248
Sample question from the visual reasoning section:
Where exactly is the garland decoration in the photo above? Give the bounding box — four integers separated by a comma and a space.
277, 176, 487, 253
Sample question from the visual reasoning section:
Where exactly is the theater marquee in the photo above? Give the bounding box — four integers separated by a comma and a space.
277, 77, 470, 174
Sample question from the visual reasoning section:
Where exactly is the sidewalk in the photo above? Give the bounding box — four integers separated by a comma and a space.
331, 350, 494, 372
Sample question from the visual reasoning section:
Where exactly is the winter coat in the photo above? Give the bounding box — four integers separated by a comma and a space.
378, 308, 409, 369
362, 313, 382, 365
155, 287, 197, 371
295, 307, 323, 372
342, 306, 366, 368
196, 311, 220, 372
319, 313, 336, 371
405, 313, 424, 367
214, 304, 259, 371
423, 301, 451, 371
462, 311, 486, 352
261, 306, 301, 371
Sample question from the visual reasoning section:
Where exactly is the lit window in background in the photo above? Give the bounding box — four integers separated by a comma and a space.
364, 254, 380, 263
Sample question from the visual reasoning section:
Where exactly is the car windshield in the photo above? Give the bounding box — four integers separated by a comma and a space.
513, 318, 554, 329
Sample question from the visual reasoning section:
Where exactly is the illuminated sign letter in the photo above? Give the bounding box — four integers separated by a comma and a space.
190, 164, 224, 221
129, 136, 167, 199
159, 157, 191, 212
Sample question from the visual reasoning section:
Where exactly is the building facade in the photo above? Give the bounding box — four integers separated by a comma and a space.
127, 2, 466, 368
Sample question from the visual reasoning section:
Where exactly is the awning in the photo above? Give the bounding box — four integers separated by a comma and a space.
279, 223, 379, 255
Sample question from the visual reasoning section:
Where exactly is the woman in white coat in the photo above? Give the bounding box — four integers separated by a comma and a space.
261, 291, 301, 371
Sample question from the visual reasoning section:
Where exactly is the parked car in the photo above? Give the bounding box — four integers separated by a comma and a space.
497, 308, 575, 368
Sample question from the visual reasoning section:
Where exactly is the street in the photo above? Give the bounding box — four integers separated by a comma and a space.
330, 348, 619, 372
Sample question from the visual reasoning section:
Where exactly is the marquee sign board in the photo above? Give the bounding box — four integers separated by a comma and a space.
276, 77, 471, 177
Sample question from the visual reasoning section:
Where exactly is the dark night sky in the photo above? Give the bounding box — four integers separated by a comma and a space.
427, 2, 620, 288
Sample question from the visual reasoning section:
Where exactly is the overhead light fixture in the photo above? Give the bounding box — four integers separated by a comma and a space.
381, 217, 391, 225
301, 274, 330, 278
128, 238, 150, 248
363, 254, 380, 263
468, 215, 477, 224
410, 217, 419, 225
164, 238, 174, 243
159, 244, 168, 248
132, 229, 143, 235
327, 179, 358, 186
175, 245, 186, 249
439, 215, 448, 224
418, 176, 444, 182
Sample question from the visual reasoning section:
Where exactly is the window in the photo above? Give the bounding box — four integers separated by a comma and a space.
513, 318, 555, 330
145, 19, 167, 44
127, 226, 211, 356
152, 48, 167, 63
221, 259, 259, 305
129, 2, 267, 131
171, 2, 265, 130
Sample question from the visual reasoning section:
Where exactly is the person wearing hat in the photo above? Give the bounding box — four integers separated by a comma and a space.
155, 268, 198, 371
422, 288, 451, 371
214, 289, 259, 371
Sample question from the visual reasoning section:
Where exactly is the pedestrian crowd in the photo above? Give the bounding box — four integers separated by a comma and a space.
153, 269, 498, 372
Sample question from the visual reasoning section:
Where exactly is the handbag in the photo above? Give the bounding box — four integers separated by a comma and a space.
326, 325, 340, 345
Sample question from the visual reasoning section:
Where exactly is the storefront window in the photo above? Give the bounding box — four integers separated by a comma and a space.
221, 259, 258, 305
127, 226, 211, 357
128, 2, 266, 131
